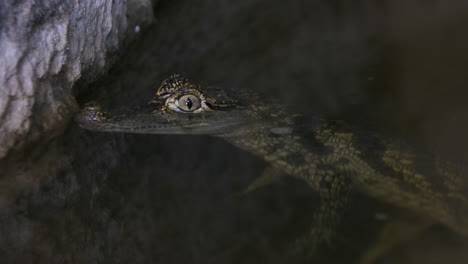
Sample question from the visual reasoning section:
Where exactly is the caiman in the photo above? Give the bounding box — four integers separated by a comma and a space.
76, 74, 468, 254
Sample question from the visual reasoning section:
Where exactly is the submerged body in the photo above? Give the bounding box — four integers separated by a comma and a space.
77, 74, 468, 248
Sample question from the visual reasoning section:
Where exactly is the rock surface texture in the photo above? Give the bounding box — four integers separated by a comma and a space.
0, 0, 154, 159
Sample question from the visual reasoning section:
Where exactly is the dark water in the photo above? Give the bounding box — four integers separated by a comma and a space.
2, 0, 468, 263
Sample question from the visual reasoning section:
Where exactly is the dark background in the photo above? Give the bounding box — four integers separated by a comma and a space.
3, 0, 468, 263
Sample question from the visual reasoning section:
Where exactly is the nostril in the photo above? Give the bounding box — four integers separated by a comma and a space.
75, 102, 108, 124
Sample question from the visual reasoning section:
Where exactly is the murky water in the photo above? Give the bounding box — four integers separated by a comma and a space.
2, 0, 468, 263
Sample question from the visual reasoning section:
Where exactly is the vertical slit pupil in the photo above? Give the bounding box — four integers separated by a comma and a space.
186, 98, 193, 109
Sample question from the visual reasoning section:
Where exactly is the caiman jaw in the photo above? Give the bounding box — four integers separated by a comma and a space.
76, 102, 251, 135
76, 75, 254, 135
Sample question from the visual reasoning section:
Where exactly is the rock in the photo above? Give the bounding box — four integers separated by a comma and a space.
0, 0, 154, 159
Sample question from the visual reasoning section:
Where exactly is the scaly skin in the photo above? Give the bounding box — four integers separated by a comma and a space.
76, 74, 468, 250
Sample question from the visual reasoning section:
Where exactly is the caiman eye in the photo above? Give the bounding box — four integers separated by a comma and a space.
176, 95, 201, 112
165, 92, 212, 113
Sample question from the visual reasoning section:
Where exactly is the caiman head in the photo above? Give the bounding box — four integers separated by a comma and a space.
76, 74, 278, 135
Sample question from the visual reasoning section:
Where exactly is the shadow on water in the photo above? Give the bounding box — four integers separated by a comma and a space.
2, 0, 468, 263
